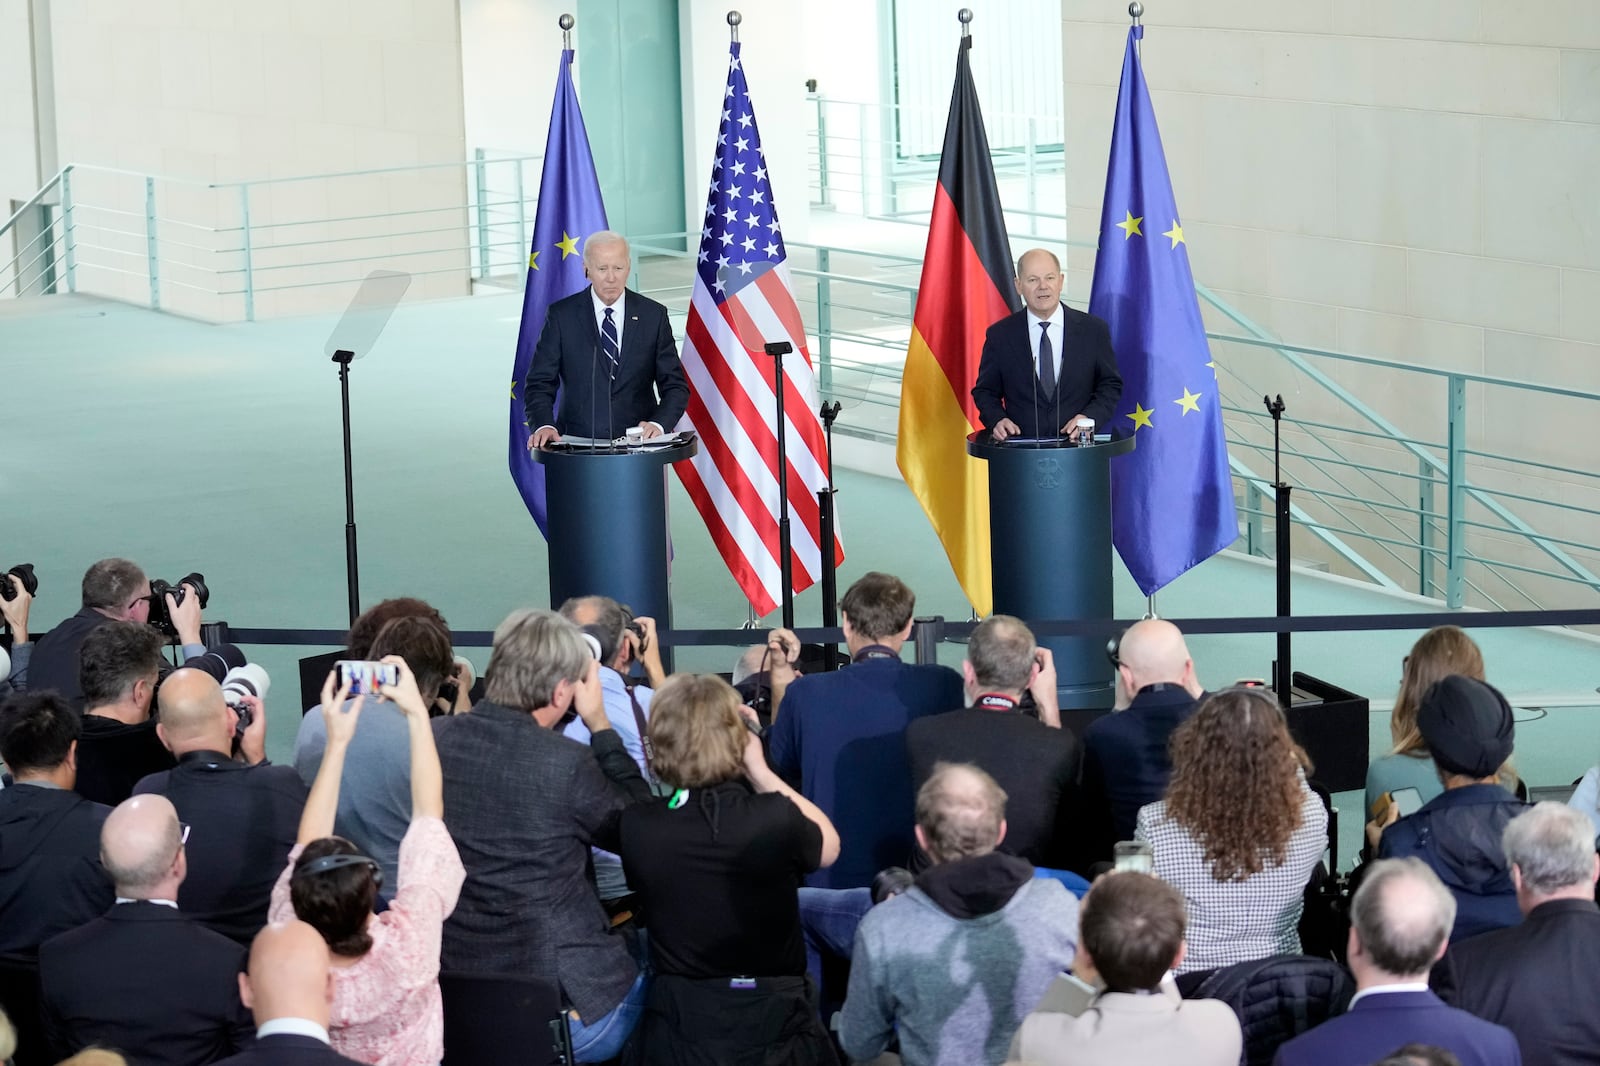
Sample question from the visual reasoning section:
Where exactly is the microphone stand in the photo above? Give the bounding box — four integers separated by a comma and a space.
332, 349, 360, 625
764, 341, 795, 629
1265, 393, 1293, 707
818, 400, 842, 671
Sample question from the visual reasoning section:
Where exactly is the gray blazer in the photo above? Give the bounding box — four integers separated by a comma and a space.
434, 700, 651, 1022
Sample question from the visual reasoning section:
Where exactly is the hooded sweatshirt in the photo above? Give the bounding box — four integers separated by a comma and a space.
839, 852, 1079, 1066
0, 783, 114, 959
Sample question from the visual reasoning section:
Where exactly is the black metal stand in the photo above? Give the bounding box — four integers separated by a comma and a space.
334, 349, 360, 627
818, 400, 842, 671
764, 342, 796, 629
1265, 393, 1292, 707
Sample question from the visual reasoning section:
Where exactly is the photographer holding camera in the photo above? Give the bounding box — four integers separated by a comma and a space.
1, 564, 35, 696
25, 558, 244, 708
133, 668, 307, 945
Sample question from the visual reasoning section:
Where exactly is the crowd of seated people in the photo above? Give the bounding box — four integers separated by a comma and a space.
4, 560, 1599, 1066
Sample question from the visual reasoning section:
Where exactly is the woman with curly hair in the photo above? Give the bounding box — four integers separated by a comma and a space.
1364, 626, 1485, 821
1136, 687, 1327, 973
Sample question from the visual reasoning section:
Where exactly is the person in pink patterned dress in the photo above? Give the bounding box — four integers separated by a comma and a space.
269, 657, 465, 1066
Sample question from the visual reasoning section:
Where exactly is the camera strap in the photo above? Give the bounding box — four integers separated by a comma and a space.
852, 644, 900, 664
975, 693, 1019, 712
626, 683, 655, 779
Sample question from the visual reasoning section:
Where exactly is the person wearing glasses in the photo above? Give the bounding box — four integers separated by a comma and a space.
22, 557, 244, 708
269, 659, 464, 1066
38, 793, 255, 1065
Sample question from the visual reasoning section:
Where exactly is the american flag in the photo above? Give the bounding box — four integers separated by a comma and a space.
674, 42, 843, 617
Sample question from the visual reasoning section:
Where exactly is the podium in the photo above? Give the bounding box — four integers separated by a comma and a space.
966, 432, 1135, 708
532, 437, 697, 656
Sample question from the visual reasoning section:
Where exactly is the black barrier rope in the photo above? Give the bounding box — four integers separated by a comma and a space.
224, 606, 1600, 650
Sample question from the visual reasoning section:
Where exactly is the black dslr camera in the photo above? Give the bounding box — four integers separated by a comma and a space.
148, 572, 210, 639
0, 564, 36, 602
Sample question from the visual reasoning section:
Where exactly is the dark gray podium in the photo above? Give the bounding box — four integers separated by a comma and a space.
966, 432, 1135, 708
532, 437, 697, 653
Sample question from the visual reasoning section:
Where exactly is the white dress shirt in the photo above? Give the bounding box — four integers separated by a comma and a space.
256, 1017, 332, 1044
1026, 303, 1065, 383
1347, 981, 1431, 1008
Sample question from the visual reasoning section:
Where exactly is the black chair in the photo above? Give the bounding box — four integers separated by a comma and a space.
439, 972, 572, 1066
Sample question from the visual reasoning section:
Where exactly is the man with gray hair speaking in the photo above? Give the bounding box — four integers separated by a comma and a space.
1273, 858, 1519, 1066
1432, 802, 1600, 1066
39, 794, 254, 1064
524, 230, 689, 447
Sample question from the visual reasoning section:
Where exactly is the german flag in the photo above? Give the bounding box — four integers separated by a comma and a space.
896, 34, 1019, 615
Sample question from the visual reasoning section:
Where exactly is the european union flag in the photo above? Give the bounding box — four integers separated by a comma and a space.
508, 48, 608, 535
1090, 26, 1237, 596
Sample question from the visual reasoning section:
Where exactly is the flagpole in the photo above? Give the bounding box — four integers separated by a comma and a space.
1129, 3, 1142, 59
559, 11, 572, 47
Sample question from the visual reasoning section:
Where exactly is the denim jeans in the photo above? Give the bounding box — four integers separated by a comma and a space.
569, 966, 649, 1063
798, 886, 874, 993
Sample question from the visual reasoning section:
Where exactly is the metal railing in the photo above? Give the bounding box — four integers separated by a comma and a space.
6, 155, 1598, 614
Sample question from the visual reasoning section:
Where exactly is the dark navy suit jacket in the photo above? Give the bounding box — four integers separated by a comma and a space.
212, 1032, 363, 1066
1272, 989, 1521, 1066
523, 287, 689, 439
972, 305, 1122, 438
39, 900, 253, 1064
1080, 685, 1203, 862
767, 657, 963, 889
1432, 898, 1600, 1066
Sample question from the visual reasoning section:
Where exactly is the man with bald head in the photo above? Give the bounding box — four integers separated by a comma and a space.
1081, 618, 1205, 861
39, 794, 253, 1064
212, 920, 362, 1065
134, 668, 306, 944
973, 247, 1122, 442
906, 614, 1083, 871
1274, 858, 1519, 1066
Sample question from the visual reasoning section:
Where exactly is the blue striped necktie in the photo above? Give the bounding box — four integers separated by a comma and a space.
601, 306, 620, 379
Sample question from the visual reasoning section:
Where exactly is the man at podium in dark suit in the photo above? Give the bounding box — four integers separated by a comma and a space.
524, 230, 690, 448
972, 248, 1122, 442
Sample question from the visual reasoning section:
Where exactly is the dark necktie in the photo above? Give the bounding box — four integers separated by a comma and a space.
1038, 321, 1055, 396
601, 306, 620, 380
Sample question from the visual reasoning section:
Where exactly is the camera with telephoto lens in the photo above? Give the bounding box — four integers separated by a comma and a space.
0, 564, 37, 602
147, 573, 210, 638
220, 663, 270, 737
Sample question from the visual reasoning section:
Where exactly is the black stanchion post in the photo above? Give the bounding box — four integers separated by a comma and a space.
763, 341, 795, 629
1265, 394, 1292, 707
818, 400, 842, 671
333, 349, 360, 626
912, 616, 945, 666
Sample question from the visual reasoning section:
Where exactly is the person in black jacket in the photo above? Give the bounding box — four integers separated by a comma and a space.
133, 669, 306, 945
75, 621, 176, 805
0, 692, 114, 960
40, 793, 254, 1064
906, 615, 1081, 872
1432, 801, 1600, 1066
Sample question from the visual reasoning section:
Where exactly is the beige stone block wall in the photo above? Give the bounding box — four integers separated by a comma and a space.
1062, 1, 1600, 609
43, 0, 470, 320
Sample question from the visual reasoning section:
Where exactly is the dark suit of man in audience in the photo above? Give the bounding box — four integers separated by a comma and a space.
25, 558, 234, 708
1432, 802, 1600, 1066
972, 248, 1122, 442
40, 793, 253, 1063
768, 572, 963, 889
133, 669, 306, 945
1080, 619, 1205, 862
524, 230, 689, 447
906, 614, 1082, 872
0, 692, 114, 961
74, 621, 177, 805
1273, 858, 1520, 1066
435, 609, 653, 1064
211, 920, 363, 1066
